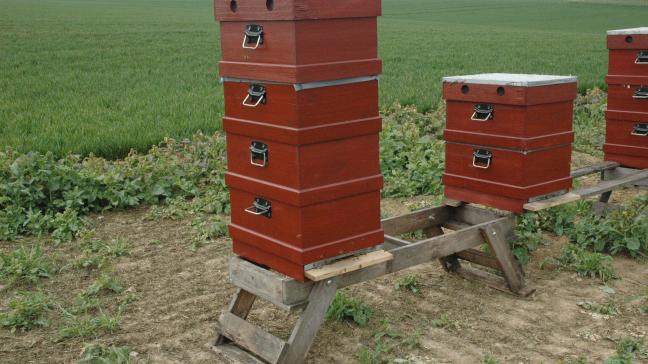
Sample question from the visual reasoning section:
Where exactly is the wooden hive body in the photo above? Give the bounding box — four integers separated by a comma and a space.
605, 28, 648, 169
442, 74, 577, 213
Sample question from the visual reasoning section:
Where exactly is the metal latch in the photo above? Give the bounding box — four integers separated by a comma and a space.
636, 51, 648, 64
472, 149, 492, 169
633, 87, 648, 100
250, 141, 268, 167
471, 104, 494, 121
245, 198, 272, 218
242, 84, 266, 107
242, 24, 264, 50
632, 123, 648, 136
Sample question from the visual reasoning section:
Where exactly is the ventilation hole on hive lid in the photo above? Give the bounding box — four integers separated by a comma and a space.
461, 85, 470, 94
266, 0, 274, 10
497, 86, 505, 96
230, 0, 237, 12
626, 35, 634, 43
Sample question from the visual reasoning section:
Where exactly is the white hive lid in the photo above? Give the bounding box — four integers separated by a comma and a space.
607, 27, 648, 35
442, 73, 577, 87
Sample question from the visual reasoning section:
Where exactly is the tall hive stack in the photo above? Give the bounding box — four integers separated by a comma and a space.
605, 27, 648, 169
214, 0, 384, 281
442, 74, 578, 213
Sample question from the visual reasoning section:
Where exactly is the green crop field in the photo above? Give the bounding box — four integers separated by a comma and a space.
1, 0, 647, 157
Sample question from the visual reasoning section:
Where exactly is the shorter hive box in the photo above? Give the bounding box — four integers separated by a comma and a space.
442, 73, 577, 213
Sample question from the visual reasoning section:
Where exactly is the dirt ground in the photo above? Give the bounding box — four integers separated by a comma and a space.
1, 155, 647, 363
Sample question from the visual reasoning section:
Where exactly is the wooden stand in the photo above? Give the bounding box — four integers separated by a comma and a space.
212, 204, 531, 363
211, 162, 647, 364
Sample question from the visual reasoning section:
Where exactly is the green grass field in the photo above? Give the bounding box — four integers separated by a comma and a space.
1, 0, 647, 157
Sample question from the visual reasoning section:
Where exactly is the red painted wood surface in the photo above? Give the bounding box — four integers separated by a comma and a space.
443, 82, 577, 106
214, 0, 381, 21
608, 34, 648, 50
228, 188, 383, 281
607, 80, 648, 113
444, 100, 574, 150
604, 110, 648, 169
609, 50, 648, 77
223, 80, 379, 128
224, 116, 382, 145
444, 142, 572, 188
219, 18, 381, 82
226, 132, 380, 191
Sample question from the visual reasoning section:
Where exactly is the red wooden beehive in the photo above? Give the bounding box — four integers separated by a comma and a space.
215, 0, 383, 280
604, 28, 648, 169
442, 74, 578, 213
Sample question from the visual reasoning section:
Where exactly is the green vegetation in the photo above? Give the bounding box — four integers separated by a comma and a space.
429, 314, 459, 330
3, 0, 648, 156
0, 244, 53, 285
356, 321, 420, 364
394, 274, 421, 294
0, 134, 228, 242
58, 313, 120, 340
541, 244, 617, 282
78, 343, 132, 364
0, 291, 52, 331
83, 273, 123, 296
326, 291, 373, 327
480, 354, 502, 364
604, 337, 648, 364
577, 299, 619, 316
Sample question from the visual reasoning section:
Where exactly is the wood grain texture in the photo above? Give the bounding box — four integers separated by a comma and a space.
570, 161, 620, 178
216, 312, 287, 363
211, 343, 267, 364
381, 206, 450, 236
304, 250, 393, 281
480, 225, 524, 292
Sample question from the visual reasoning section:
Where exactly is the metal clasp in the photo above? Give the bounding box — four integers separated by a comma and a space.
631, 123, 648, 136
471, 104, 494, 121
250, 141, 268, 167
242, 24, 264, 50
242, 84, 266, 107
472, 149, 492, 169
245, 198, 272, 218
636, 51, 648, 64
633, 87, 648, 100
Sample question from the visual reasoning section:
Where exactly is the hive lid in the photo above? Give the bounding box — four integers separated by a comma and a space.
443, 73, 577, 87
607, 27, 648, 35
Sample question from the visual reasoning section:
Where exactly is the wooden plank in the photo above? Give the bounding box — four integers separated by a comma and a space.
217, 312, 287, 364
229, 257, 311, 310
214, 289, 257, 346
381, 206, 450, 236
480, 225, 525, 293
456, 249, 502, 271
279, 279, 339, 364
570, 161, 619, 178
451, 205, 507, 225
604, 166, 648, 187
442, 220, 472, 231
389, 216, 514, 272
304, 251, 393, 282
384, 235, 410, 249
453, 266, 535, 297
524, 169, 648, 211
211, 343, 266, 364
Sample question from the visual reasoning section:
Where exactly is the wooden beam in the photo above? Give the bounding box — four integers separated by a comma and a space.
304, 251, 393, 282
480, 225, 524, 293
570, 161, 619, 178
211, 343, 266, 364
604, 166, 648, 187
524, 169, 648, 211
216, 312, 287, 364
383, 235, 410, 249
278, 279, 339, 364
214, 289, 257, 346
456, 249, 502, 271
381, 206, 450, 236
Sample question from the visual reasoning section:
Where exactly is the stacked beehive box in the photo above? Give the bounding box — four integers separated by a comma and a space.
442, 74, 578, 213
214, 0, 384, 281
605, 28, 648, 169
